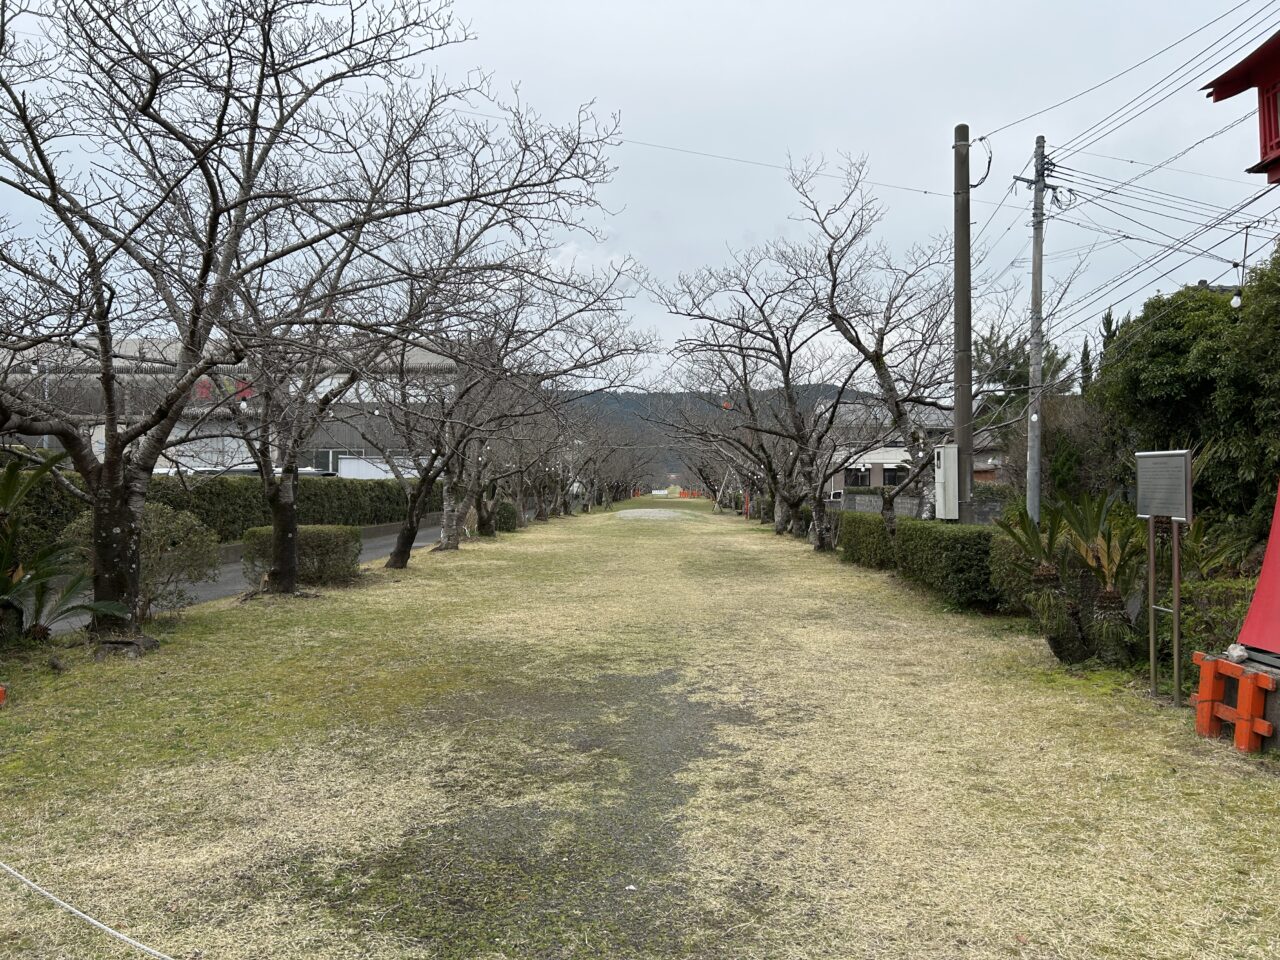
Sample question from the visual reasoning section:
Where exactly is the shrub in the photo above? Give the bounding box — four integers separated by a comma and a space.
242, 524, 361, 587
65, 502, 220, 620
1182, 577, 1256, 653
973, 481, 1016, 504
894, 518, 996, 609
796, 503, 813, 532
988, 533, 1034, 614
495, 500, 520, 533
837, 512, 895, 569
17, 473, 439, 546
0, 455, 126, 644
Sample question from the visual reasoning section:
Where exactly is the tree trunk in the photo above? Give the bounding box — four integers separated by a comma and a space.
809, 496, 831, 551
264, 477, 300, 594
436, 471, 461, 550
535, 486, 549, 521
514, 476, 529, 527
476, 484, 497, 537
788, 502, 807, 538
90, 478, 145, 636
880, 493, 898, 537
773, 496, 789, 534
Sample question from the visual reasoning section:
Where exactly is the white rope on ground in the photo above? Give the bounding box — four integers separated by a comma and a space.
0, 858, 179, 960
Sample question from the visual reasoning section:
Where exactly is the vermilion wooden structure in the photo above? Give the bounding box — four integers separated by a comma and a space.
1204, 30, 1280, 182
1238, 487, 1280, 655
1192, 653, 1276, 752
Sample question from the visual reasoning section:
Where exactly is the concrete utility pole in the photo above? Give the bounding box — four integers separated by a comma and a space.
1024, 135, 1047, 523
953, 123, 974, 524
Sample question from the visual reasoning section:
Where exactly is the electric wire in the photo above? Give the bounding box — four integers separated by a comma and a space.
1053, 165, 1276, 225
1045, 186, 1280, 343
980, 0, 1262, 138
1057, 3, 1280, 158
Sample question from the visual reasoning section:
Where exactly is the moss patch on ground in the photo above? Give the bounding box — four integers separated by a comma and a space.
2, 501, 1280, 958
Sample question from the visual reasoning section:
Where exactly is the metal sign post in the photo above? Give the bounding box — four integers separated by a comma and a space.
1136, 450, 1193, 705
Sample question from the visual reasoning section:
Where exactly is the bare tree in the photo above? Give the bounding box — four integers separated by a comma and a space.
660, 248, 883, 550
0, 0, 467, 641
786, 160, 957, 531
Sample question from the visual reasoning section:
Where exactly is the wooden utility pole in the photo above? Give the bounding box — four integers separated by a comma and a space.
953, 124, 974, 524
1023, 135, 1047, 522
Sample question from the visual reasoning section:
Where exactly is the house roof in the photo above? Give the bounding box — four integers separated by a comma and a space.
1202, 29, 1280, 101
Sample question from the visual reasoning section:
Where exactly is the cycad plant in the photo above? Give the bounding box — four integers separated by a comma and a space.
0, 454, 126, 644
996, 502, 1064, 588
999, 491, 1145, 665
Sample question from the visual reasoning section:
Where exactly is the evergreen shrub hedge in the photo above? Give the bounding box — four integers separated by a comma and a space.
17, 474, 438, 546
242, 524, 362, 586
895, 518, 996, 609
988, 532, 1034, 614
837, 512, 895, 568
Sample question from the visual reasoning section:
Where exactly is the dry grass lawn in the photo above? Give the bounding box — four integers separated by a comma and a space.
2, 497, 1280, 959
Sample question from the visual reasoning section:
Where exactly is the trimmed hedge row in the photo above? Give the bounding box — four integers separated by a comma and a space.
242, 525, 362, 586
835, 512, 996, 609
18, 473, 441, 546
988, 533, 1034, 614
895, 518, 996, 609
837, 512, 895, 569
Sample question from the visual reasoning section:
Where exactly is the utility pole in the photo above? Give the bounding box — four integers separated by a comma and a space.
953, 123, 974, 524
1025, 135, 1046, 522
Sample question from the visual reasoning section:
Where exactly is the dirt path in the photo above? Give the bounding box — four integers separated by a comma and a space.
2, 499, 1279, 958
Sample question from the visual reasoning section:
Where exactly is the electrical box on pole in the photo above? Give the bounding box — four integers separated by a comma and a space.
934, 443, 959, 521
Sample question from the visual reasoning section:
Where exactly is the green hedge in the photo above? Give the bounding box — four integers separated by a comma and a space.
973, 481, 1017, 504
16, 474, 441, 547
837, 512, 895, 569
895, 518, 996, 609
989, 533, 1034, 614
242, 525, 362, 586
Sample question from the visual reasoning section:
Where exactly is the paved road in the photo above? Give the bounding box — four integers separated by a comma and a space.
57, 524, 443, 634
188, 524, 444, 604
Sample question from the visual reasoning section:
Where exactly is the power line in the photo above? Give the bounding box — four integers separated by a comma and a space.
981, 0, 1263, 138
1046, 186, 1280, 341
1053, 163, 1276, 224
1058, 146, 1261, 187
451, 109, 1015, 208
1057, 4, 1280, 157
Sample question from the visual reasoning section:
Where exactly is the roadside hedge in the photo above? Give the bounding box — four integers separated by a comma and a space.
16, 474, 441, 546
989, 533, 1034, 614
837, 512, 895, 569
895, 518, 996, 609
242, 525, 362, 586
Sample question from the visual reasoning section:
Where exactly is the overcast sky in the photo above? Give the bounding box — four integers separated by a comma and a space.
433, 0, 1275, 357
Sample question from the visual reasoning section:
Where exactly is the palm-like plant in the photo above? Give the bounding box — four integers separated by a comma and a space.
995, 503, 1064, 586
1055, 491, 1145, 663
1057, 491, 1144, 597
0, 454, 125, 643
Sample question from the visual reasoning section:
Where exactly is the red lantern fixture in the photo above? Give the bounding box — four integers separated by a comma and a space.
1204, 30, 1280, 182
